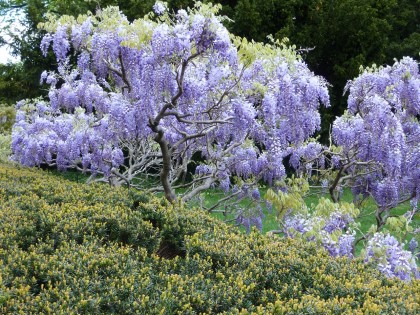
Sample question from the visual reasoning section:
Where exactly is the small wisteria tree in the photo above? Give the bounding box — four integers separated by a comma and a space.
325, 58, 419, 233
285, 58, 420, 237
266, 57, 420, 280
11, 2, 329, 209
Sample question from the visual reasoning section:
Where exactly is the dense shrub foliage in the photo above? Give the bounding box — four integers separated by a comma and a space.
1, 164, 419, 314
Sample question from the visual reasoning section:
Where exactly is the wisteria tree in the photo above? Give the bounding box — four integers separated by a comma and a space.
265, 57, 420, 280
322, 58, 420, 232
11, 2, 329, 208
285, 57, 420, 236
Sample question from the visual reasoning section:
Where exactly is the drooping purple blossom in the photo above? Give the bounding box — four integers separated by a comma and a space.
153, 1, 166, 15
52, 25, 70, 62
250, 216, 263, 232
282, 213, 312, 238
364, 233, 419, 281
408, 238, 418, 254
71, 18, 92, 50
323, 212, 354, 233
338, 233, 355, 258
280, 208, 356, 259
40, 34, 53, 57
251, 188, 261, 201
236, 212, 263, 233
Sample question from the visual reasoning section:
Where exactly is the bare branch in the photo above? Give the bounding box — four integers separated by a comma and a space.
172, 174, 213, 189
103, 57, 131, 93
205, 189, 242, 213
181, 176, 216, 202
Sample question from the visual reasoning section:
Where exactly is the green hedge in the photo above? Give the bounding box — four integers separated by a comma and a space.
0, 105, 15, 134
0, 164, 419, 314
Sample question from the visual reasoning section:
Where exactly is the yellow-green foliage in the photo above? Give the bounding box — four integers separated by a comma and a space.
0, 105, 14, 163
0, 164, 419, 314
266, 177, 310, 220
0, 104, 15, 134
0, 133, 11, 163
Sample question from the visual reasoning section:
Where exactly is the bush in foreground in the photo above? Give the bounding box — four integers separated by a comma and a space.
0, 164, 419, 314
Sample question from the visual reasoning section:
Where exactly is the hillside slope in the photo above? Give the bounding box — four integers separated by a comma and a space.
0, 164, 419, 314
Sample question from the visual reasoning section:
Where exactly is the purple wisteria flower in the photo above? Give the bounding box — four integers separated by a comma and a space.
251, 188, 261, 201
408, 238, 418, 254
280, 208, 356, 259
153, 1, 166, 15
236, 212, 263, 233
320, 232, 355, 258
323, 212, 353, 233
282, 214, 311, 238
338, 233, 355, 258
364, 233, 419, 281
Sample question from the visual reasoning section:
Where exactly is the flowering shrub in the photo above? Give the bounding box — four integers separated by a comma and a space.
266, 183, 360, 258
12, 2, 329, 209
0, 163, 419, 314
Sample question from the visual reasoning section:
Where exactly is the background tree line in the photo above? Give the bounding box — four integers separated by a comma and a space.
1, 0, 419, 140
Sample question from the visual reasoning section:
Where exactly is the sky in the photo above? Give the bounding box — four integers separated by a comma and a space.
0, 9, 24, 64
0, 44, 19, 64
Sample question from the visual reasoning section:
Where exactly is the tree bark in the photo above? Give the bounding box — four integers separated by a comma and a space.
150, 124, 176, 203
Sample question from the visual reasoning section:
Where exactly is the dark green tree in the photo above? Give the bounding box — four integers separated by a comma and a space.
0, 63, 33, 104
232, 0, 420, 141
386, 0, 420, 60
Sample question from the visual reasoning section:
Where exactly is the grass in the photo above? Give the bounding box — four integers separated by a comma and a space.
189, 184, 419, 254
